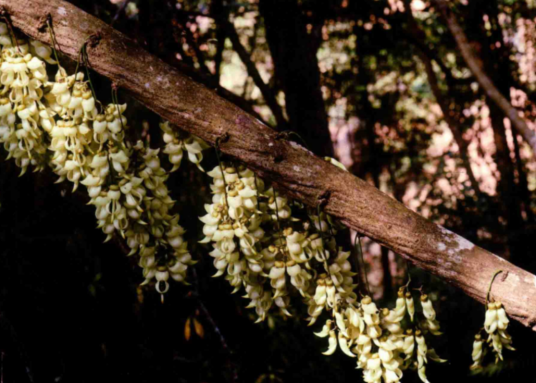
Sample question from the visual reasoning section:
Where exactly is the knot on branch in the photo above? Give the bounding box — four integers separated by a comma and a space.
273, 154, 284, 163
87, 32, 102, 49
317, 190, 331, 208
38, 14, 54, 33
215, 132, 230, 147
37, 16, 48, 33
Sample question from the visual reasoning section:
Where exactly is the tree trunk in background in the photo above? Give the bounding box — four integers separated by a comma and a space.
513, 133, 533, 222
484, 0, 533, 222
488, 102, 523, 233
367, 114, 394, 299
259, 0, 333, 157
403, 0, 482, 200
485, 66, 524, 259
353, 27, 394, 298
476, 0, 526, 260
211, 0, 226, 85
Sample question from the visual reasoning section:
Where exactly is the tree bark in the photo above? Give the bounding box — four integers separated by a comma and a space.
4, 0, 536, 331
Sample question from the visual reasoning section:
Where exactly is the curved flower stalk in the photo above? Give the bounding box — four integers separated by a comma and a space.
0, 23, 208, 298
470, 300, 514, 372
470, 270, 515, 372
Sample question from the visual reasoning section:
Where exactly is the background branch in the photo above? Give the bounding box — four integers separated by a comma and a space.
432, 0, 536, 156
219, 17, 287, 128
404, 1, 482, 199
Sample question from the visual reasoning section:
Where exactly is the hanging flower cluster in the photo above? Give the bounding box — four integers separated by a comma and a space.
160, 120, 207, 172
199, 161, 362, 321
199, 160, 447, 383
0, 23, 208, 298
0, 26, 49, 175
316, 288, 446, 383
471, 300, 514, 371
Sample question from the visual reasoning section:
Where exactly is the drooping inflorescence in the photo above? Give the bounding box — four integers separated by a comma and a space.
198, 158, 448, 382
0, 23, 207, 299
470, 270, 514, 373
470, 300, 514, 372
